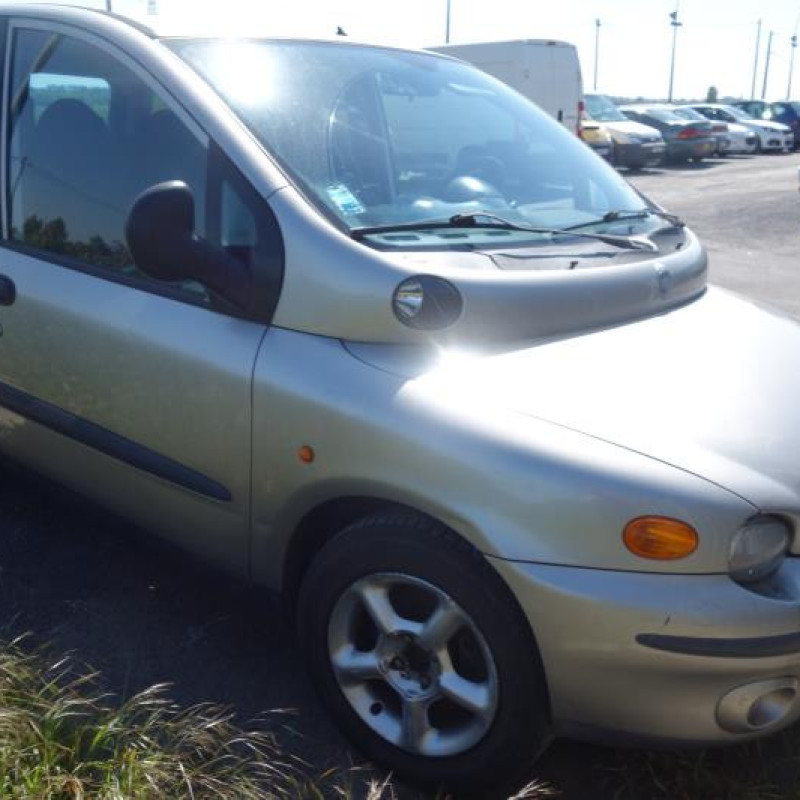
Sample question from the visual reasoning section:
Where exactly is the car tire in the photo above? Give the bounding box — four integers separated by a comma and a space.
297, 511, 551, 795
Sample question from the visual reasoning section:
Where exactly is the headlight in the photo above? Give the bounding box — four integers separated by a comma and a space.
393, 275, 463, 330
729, 516, 790, 583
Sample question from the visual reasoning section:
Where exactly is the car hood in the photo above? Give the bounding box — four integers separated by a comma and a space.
601, 119, 662, 139
348, 287, 800, 513
756, 120, 791, 132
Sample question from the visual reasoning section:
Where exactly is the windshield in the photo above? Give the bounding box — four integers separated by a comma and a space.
725, 106, 754, 121
637, 108, 683, 122
585, 94, 627, 122
671, 107, 705, 121
167, 39, 648, 244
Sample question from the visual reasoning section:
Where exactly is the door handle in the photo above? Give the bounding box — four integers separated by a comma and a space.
0, 275, 15, 306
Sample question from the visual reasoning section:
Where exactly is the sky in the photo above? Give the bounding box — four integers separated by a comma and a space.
19, 0, 800, 100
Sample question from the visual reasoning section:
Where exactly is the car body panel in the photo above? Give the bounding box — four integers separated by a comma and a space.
0, 246, 265, 573
249, 324, 755, 586
342, 287, 800, 519
494, 556, 800, 743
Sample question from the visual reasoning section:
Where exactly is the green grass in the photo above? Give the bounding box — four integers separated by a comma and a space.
0, 636, 349, 799
0, 636, 554, 799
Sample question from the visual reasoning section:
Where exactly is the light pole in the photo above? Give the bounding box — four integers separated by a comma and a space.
593, 19, 601, 91
445, 0, 451, 44
790, 34, 798, 99
105, 0, 111, 11
667, 8, 682, 103
751, 20, 762, 98
762, 29, 773, 99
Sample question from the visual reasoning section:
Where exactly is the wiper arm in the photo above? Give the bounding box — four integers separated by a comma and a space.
565, 208, 685, 231
352, 211, 656, 252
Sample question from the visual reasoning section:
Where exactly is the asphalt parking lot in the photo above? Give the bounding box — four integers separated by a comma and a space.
0, 151, 798, 799
628, 152, 800, 317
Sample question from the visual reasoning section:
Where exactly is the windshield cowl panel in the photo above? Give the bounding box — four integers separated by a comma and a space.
268, 183, 706, 346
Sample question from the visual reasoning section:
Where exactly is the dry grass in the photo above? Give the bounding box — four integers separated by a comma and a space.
0, 636, 558, 800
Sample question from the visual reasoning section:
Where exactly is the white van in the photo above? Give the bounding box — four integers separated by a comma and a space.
429, 40, 583, 134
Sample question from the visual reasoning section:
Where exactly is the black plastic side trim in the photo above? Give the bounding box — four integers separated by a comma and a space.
636, 631, 800, 659
0, 380, 231, 502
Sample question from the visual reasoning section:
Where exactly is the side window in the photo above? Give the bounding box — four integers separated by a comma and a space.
6, 27, 279, 314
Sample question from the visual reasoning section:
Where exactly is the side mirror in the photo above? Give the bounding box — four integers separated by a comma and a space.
125, 181, 251, 310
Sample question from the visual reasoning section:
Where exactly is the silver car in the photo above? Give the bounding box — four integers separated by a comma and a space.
1, 5, 800, 795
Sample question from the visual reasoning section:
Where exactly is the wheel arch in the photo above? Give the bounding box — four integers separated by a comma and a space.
281, 495, 454, 602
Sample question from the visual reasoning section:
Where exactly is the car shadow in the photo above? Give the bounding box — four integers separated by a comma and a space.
0, 463, 357, 783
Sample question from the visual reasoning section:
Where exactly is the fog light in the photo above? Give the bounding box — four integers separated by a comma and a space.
392, 275, 463, 330
717, 677, 797, 733
623, 516, 698, 560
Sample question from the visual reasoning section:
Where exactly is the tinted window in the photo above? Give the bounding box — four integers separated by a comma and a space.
8, 29, 211, 289
6, 27, 278, 313
585, 94, 627, 122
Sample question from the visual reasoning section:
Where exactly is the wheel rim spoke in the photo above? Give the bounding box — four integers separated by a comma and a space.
355, 581, 401, 636
439, 670, 493, 720
418, 598, 463, 651
329, 571, 499, 757
401, 697, 432, 753
331, 646, 382, 683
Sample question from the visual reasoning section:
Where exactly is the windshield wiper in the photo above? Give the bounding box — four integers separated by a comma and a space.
351, 211, 656, 251
565, 208, 685, 231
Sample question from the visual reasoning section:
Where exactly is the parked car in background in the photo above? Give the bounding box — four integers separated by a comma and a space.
585, 93, 665, 169
670, 106, 728, 155
735, 99, 770, 119
620, 105, 716, 163
690, 103, 794, 152
734, 101, 800, 150
671, 106, 757, 155
579, 118, 613, 160
430, 40, 584, 134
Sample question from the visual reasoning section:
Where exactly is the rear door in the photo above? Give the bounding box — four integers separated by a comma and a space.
0, 19, 283, 573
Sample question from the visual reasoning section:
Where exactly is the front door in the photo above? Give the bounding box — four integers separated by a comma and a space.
0, 20, 283, 574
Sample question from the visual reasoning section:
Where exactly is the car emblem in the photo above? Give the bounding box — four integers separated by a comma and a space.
654, 263, 673, 295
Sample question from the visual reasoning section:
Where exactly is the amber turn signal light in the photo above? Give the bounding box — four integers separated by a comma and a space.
623, 516, 698, 560
298, 445, 315, 464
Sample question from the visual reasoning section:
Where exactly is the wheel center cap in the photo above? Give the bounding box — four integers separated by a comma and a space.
380, 633, 441, 699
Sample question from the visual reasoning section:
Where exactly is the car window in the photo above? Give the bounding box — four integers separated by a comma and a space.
172, 39, 646, 241
6, 28, 273, 311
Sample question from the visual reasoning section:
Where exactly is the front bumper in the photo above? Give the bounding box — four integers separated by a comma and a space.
491, 556, 800, 746
760, 132, 794, 151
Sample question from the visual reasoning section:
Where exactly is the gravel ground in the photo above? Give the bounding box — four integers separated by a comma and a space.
0, 150, 798, 799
